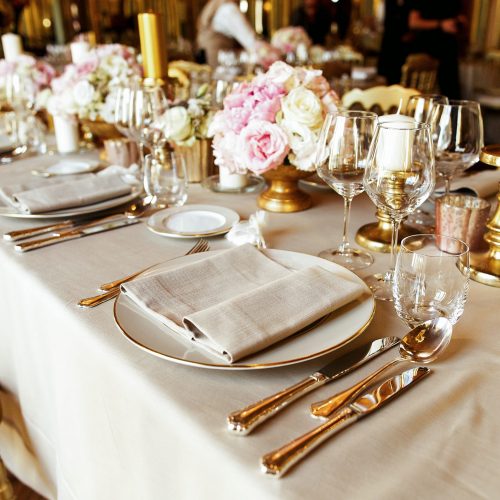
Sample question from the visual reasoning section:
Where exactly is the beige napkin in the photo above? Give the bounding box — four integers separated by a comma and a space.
2, 174, 131, 214
122, 244, 365, 363
449, 169, 500, 198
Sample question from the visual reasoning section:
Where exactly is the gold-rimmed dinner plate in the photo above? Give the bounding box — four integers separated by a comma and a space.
113, 249, 376, 370
40, 159, 101, 176
146, 204, 240, 239
0, 185, 142, 219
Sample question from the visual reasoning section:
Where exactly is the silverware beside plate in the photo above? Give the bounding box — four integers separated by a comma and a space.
227, 336, 400, 435
261, 366, 431, 477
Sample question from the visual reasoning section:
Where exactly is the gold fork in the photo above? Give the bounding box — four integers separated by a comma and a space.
78, 239, 210, 308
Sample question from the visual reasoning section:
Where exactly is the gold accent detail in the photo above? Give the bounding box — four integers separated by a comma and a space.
356, 208, 420, 253
480, 145, 500, 168
470, 185, 500, 287
138, 13, 169, 82
79, 119, 123, 147
258, 165, 313, 213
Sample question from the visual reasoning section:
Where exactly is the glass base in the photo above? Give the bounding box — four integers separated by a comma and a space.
318, 247, 374, 271
364, 273, 394, 301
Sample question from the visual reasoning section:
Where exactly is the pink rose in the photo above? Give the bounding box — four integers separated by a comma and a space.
75, 55, 98, 78
258, 61, 295, 86
240, 120, 290, 174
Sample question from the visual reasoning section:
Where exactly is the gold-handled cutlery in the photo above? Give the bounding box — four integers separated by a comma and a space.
309, 317, 452, 419
227, 337, 399, 435
78, 238, 210, 308
260, 366, 431, 477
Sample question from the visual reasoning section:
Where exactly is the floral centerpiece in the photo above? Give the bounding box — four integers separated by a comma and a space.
48, 44, 142, 122
271, 27, 312, 56
208, 61, 338, 211
0, 54, 56, 110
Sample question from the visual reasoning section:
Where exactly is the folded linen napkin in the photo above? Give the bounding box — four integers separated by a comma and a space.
1, 173, 132, 214
448, 169, 500, 198
122, 244, 365, 363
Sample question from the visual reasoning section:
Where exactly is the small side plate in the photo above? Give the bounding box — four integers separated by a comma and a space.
41, 160, 100, 176
147, 204, 240, 238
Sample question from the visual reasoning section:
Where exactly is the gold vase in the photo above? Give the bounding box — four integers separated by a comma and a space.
258, 165, 313, 213
80, 119, 123, 147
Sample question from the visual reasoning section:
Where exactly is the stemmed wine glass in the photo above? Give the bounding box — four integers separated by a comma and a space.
114, 83, 136, 140
393, 234, 470, 327
316, 110, 377, 270
404, 94, 448, 227
363, 120, 435, 301
128, 83, 169, 169
428, 100, 483, 195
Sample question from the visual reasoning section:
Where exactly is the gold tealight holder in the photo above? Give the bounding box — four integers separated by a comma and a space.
469, 144, 500, 287
356, 171, 419, 253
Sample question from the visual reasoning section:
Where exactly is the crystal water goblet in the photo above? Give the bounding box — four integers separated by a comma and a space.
393, 234, 470, 327
316, 110, 377, 270
363, 120, 436, 301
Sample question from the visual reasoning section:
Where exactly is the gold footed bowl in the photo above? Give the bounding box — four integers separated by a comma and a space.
258, 165, 313, 213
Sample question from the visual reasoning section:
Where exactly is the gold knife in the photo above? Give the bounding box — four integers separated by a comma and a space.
14, 217, 140, 252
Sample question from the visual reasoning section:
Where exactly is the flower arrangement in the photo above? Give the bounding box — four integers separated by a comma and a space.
48, 44, 142, 121
209, 61, 338, 175
0, 54, 56, 109
156, 92, 215, 147
271, 27, 312, 55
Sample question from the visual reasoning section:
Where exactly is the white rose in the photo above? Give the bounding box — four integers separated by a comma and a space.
281, 86, 323, 130
160, 106, 193, 144
259, 61, 295, 86
280, 119, 317, 171
72, 80, 96, 108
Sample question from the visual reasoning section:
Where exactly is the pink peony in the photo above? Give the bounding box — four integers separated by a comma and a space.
212, 132, 245, 174
239, 120, 290, 174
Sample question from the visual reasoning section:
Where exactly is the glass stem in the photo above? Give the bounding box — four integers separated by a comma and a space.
444, 177, 451, 195
339, 196, 353, 253
386, 217, 402, 283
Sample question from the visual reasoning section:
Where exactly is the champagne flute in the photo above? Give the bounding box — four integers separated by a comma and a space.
428, 100, 483, 195
316, 110, 377, 270
393, 234, 470, 327
404, 94, 448, 227
363, 120, 435, 301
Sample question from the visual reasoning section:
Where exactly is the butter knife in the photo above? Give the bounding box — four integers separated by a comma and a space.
261, 366, 431, 477
227, 336, 399, 435
14, 217, 140, 252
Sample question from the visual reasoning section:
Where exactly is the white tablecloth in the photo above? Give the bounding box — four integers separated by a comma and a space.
1, 153, 500, 500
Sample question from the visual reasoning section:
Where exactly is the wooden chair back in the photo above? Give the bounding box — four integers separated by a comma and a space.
400, 53, 439, 93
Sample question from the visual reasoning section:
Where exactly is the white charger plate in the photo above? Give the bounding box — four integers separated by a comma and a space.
0, 186, 142, 219
147, 204, 240, 238
114, 249, 376, 370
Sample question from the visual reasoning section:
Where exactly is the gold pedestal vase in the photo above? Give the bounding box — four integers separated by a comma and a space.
258, 165, 313, 213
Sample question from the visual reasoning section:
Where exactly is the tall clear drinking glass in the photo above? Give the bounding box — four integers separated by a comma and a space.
393, 234, 470, 327
363, 121, 435, 301
316, 110, 377, 270
428, 100, 483, 195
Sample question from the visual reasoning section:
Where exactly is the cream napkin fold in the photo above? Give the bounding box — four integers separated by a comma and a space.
121, 244, 365, 363
448, 169, 500, 198
1, 174, 131, 214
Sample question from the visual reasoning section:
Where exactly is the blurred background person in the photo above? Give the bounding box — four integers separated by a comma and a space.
196, 0, 278, 68
377, 0, 412, 85
408, 0, 466, 98
291, 0, 334, 45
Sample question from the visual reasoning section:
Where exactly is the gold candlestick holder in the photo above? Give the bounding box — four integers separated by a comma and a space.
356, 171, 420, 253
469, 145, 500, 287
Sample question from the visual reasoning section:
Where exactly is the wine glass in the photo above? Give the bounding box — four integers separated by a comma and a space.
114, 84, 136, 140
128, 84, 169, 166
428, 100, 483, 195
405, 94, 449, 123
143, 152, 188, 208
404, 94, 448, 227
316, 110, 377, 270
393, 234, 470, 327
363, 120, 435, 301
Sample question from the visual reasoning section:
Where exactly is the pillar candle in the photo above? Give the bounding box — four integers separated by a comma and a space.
1, 33, 23, 62
219, 168, 248, 189
70, 41, 90, 64
53, 115, 80, 154
376, 114, 416, 172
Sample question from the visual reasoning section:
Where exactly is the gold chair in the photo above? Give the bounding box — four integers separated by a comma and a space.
0, 402, 15, 500
400, 53, 439, 93
341, 84, 419, 115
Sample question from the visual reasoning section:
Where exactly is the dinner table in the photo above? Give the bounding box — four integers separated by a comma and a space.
0, 150, 499, 500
